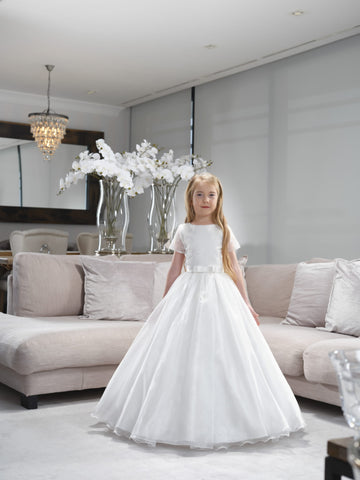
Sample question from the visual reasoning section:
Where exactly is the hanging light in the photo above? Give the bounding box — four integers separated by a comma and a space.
28, 65, 69, 161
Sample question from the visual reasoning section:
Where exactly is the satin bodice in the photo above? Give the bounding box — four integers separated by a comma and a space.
170, 223, 240, 272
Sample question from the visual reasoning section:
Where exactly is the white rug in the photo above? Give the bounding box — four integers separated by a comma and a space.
0, 384, 352, 480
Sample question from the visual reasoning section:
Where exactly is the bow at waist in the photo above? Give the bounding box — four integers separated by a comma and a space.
186, 265, 224, 273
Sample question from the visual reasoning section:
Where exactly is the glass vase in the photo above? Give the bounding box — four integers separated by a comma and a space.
330, 349, 360, 479
96, 178, 129, 256
147, 182, 176, 254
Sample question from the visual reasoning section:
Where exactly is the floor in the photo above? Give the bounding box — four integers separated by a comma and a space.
0, 384, 352, 480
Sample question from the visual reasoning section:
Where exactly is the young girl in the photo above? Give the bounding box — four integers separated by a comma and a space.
92, 173, 305, 449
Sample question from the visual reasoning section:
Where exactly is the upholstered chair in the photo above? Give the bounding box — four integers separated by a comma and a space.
76, 232, 99, 255
76, 232, 133, 255
10, 229, 69, 256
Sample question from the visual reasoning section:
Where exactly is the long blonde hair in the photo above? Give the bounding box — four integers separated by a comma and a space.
184, 173, 235, 281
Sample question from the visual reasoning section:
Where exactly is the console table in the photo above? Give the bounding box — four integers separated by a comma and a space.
325, 437, 354, 480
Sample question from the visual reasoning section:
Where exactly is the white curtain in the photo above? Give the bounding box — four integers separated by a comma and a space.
195, 69, 270, 264
195, 35, 360, 264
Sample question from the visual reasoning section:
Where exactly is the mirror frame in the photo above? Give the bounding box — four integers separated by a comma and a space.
0, 120, 104, 224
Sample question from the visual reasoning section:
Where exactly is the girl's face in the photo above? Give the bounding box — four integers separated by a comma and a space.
192, 181, 218, 221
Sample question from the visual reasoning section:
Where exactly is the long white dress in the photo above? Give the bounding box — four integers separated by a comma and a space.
92, 223, 305, 449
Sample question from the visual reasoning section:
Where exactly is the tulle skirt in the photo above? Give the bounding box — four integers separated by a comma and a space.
92, 272, 305, 449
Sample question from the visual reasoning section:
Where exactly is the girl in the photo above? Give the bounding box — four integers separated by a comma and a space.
92, 173, 305, 449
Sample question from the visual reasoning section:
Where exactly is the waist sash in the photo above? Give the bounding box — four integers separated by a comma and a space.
186, 265, 224, 273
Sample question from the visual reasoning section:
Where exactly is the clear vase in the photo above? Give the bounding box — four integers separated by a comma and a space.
330, 349, 360, 479
96, 178, 129, 256
147, 182, 176, 254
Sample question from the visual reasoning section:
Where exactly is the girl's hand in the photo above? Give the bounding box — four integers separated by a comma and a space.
247, 304, 260, 326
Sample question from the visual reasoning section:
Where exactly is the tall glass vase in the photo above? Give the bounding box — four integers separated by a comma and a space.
147, 182, 176, 254
96, 178, 129, 256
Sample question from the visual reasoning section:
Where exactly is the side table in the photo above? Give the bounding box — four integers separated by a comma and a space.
325, 437, 354, 480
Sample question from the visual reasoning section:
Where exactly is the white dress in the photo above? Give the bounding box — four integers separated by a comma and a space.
92, 224, 305, 449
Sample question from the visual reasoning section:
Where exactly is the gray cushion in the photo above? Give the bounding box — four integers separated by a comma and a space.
246, 264, 297, 318
12, 253, 84, 317
81, 257, 158, 321
282, 262, 335, 328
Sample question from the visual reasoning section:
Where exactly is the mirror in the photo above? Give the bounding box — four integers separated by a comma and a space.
0, 120, 103, 224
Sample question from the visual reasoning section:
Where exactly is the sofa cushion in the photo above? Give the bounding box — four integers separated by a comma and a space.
259, 318, 348, 377
282, 262, 335, 328
12, 253, 84, 317
321, 259, 360, 336
82, 257, 166, 321
245, 264, 297, 317
303, 337, 360, 386
0, 313, 143, 375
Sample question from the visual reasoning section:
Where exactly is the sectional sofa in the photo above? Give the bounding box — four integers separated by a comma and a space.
0, 252, 359, 409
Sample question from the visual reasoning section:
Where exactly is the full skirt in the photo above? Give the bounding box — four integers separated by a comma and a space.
92, 272, 305, 449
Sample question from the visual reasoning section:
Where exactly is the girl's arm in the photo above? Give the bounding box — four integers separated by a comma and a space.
229, 250, 260, 325
163, 251, 185, 297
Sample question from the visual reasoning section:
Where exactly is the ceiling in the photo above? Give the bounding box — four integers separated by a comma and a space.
1, 0, 360, 108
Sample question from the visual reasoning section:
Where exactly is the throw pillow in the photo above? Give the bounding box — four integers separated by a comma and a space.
81, 257, 158, 321
282, 262, 335, 327
245, 263, 297, 318
321, 259, 360, 336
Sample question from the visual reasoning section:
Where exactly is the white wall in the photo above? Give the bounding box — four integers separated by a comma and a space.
0, 90, 130, 247
195, 34, 360, 264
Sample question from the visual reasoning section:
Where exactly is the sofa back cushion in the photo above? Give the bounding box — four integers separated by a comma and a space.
245, 263, 297, 318
282, 261, 335, 328
12, 253, 84, 317
11, 252, 172, 318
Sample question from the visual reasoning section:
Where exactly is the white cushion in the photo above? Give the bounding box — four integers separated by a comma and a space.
282, 262, 335, 328
321, 259, 360, 336
81, 257, 170, 321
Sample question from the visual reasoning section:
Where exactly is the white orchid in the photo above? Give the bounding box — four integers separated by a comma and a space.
176, 164, 195, 181
58, 138, 211, 198
58, 139, 138, 196
127, 140, 212, 191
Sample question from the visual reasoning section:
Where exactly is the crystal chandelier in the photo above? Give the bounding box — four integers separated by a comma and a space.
28, 65, 69, 161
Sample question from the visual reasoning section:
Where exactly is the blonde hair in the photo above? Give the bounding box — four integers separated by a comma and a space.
184, 173, 235, 281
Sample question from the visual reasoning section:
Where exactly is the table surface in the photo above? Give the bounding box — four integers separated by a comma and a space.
0, 251, 172, 267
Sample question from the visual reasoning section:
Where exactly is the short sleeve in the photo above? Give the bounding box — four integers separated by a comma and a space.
228, 226, 240, 252
169, 224, 185, 254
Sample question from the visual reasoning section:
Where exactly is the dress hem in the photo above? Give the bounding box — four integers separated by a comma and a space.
91, 413, 305, 450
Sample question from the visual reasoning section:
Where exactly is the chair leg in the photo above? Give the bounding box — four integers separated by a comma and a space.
20, 394, 38, 409
0, 290, 5, 313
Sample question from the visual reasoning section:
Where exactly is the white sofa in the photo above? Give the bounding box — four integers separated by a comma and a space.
0, 252, 359, 409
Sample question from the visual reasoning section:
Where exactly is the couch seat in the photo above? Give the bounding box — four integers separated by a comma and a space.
0, 313, 144, 375
259, 317, 348, 377
304, 337, 360, 386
